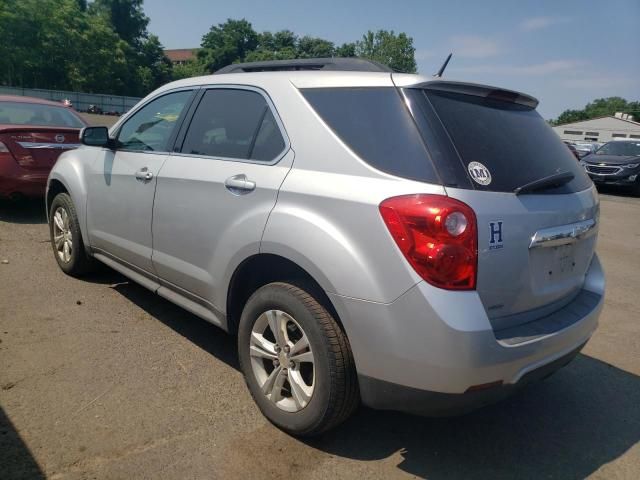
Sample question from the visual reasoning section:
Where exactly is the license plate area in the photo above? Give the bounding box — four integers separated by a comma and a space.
530, 244, 577, 292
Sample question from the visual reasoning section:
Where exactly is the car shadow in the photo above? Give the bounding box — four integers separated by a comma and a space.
0, 199, 47, 225
85, 270, 639, 479
109, 278, 240, 371
307, 354, 640, 479
0, 407, 45, 479
595, 184, 639, 199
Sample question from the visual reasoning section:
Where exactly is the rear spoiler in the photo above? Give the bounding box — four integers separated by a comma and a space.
408, 80, 539, 109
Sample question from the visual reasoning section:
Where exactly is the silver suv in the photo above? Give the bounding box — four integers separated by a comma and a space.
46, 58, 604, 436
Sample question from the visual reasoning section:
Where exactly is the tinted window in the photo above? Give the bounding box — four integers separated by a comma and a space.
251, 109, 286, 161
181, 89, 285, 161
419, 89, 592, 193
301, 87, 439, 183
0, 101, 85, 128
117, 90, 192, 152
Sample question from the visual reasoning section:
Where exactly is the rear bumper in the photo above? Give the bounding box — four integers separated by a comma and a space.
329, 254, 604, 415
0, 157, 48, 198
359, 342, 585, 416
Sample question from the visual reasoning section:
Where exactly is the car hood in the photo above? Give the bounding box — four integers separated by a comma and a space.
583, 154, 640, 165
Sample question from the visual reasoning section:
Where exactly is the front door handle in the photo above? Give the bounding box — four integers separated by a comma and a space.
225, 174, 256, 195
135, 167, 153, 182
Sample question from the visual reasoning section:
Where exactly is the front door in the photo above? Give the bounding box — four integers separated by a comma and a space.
86, 89, 194, 273
151, 87, 292, 311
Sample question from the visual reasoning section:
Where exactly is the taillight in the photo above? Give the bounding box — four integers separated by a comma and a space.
379, 194, 478, 290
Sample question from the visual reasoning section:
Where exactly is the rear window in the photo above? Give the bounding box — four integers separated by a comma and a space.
415, 89, 591, 193
0, 101, 85, 128
301, 87, 439, 184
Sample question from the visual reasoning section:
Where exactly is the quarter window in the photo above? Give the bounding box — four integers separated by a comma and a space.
181, 89, 286, 162
117, 90, 192, 152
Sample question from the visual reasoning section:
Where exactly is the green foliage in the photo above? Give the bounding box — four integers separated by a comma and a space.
355, 30, 417, 73
199, 19, 259, 72
171, 60, 206, 81
90, 0, 149, 47
552, 97, 640, 125
0, 0, 171, 96
196, 19, 416, 75
0, 4, 418, 95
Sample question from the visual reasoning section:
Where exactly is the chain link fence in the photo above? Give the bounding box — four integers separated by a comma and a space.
0, 86, 141, 114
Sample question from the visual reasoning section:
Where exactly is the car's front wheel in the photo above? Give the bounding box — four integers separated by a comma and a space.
238, 282, 359, 436
49, 192, 94, 276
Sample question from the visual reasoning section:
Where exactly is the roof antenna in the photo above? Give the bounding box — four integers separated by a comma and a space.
433, 53, 452, 78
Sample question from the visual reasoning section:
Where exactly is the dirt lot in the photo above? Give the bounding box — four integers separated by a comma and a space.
79, 113, 119, 128
1, 190, 639, 480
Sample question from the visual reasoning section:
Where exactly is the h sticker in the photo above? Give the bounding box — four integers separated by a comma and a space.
489, 221, 504, 250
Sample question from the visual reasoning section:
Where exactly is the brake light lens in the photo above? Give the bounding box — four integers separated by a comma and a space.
379, 194, 478, 290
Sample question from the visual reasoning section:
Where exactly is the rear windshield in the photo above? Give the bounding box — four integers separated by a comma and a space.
301, 87, 439, 184
415, 89, 591, 193
595, 141, 640, 156
0, 101, 85, 128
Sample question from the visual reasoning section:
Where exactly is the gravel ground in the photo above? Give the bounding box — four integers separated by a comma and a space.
1, 191, 639, 480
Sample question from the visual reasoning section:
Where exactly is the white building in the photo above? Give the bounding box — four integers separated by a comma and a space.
553, 113, 640, 143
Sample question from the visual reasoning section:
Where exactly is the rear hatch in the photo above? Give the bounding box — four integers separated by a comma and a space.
401, 81, 598, 329
0, 127, 81, 170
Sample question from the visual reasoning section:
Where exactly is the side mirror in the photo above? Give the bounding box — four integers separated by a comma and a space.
80, 126, 111, 147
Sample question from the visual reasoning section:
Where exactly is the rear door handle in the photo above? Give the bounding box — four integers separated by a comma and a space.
135, 167, 153, 182
225, 174, 256, 195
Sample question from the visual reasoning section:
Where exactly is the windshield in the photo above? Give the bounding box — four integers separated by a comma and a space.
595, 141, 640, 156
407, 88, 592, 193
0, 101, 85, 128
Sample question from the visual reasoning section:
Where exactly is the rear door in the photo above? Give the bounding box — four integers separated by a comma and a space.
403, 84, 598, 328
86, 89, 195, 273
151, 86, 292, 310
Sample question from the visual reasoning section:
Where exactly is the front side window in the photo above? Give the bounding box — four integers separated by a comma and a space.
117, 90, 192, 152
180, 89, 286, 162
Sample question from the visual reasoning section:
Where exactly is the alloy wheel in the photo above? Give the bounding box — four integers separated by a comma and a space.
249, 309, 315, 412
52, 206, 73, 263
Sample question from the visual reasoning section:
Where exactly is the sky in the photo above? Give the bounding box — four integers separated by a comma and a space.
144, 0, 640, 119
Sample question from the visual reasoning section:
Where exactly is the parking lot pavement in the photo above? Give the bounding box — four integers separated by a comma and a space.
1, 192, 639, 480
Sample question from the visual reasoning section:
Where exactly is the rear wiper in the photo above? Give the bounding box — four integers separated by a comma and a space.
513, 171, 574, 195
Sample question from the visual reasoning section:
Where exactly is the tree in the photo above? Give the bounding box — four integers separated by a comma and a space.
199, 19, 259, 72
297, 36, 335, 58
90, 0, 149, 47
552, 97, 640, 125
335, 42, 357, 57
355, 30, 416, 73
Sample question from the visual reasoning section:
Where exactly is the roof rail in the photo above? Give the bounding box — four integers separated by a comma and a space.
214, 57, 393, 74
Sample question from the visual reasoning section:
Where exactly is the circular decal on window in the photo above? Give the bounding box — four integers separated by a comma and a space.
468, 162, 492, 186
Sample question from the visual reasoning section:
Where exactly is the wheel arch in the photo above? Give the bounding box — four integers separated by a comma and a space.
226, 253, 344, 338
46, 152, 92, 249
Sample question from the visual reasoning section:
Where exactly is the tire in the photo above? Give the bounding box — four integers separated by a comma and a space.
238, 282, 359, 436
49, 192, 94, 276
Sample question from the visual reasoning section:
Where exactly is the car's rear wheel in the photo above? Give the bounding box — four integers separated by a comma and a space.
238, 282, 358, 436
49, 193, 94, 276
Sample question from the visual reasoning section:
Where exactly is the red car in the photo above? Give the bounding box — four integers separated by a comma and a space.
0, 95, 87, 200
